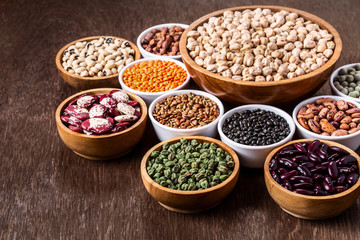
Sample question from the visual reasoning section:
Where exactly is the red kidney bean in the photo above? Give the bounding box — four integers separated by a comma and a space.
313, 173, 324, 181
302, 142, 309, 149
335, 185, 348, 193
290, 175, 313, 183
307, 152, 322, 163
339, 167, 354, 173
337, 174, 346, 185
277, 168, 288, 175
271, 171, 280, 183
293, 182, 314, 189
278, 158, 298, 168
269, 158, 278, 171
280, 170, 298, 180
294, 143, 307, 153
329, 146, 349, 156
269, 140, 359, 196
328, 153, 340, 162
347, 173, 359, 185
301, 162, 315, 168
322, 176, 335, 192
292, 155, 309, 162
327, 161, 338, 178
282, 180, 292, 191
337, 156, 357, 166
297, 165, 312, 177
293, 189, 314, 195
308, 140, 321, 153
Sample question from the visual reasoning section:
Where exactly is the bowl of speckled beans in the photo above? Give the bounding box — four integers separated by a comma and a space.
56, 36, 141, 90
218, 104, 296, 168
148, 89, 224, 141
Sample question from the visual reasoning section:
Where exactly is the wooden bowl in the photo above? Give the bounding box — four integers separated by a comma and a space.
55, 88, 147, 160
264, 139, 360, 220
179, 6, 342, 105
141, 136, 240, 213
55, 36, 141, 90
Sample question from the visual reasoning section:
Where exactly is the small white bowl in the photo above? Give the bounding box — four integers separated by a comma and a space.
149, 90, 224, 141
292, 95, 360, 150
136, 23, 189, 61
118, 57, 191, 106
330, 63, 360, 104
218, 105, 296, 168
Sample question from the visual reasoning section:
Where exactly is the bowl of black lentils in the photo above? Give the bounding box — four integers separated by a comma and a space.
218, 104, 295, 168
140, 136, 240, 213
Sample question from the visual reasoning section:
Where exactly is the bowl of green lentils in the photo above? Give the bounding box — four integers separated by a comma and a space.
140, 136, 240, 213
330, 63, 360, 103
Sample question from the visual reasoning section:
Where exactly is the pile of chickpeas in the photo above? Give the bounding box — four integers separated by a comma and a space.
186, 8, 335, 81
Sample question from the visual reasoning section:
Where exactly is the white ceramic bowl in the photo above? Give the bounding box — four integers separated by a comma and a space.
330, 63, 360, 103
218, 104, 296, 168
292, 95, 360, 150
118, 57, 191, 106
149, 90, 224, 141
137, 23, 189, 61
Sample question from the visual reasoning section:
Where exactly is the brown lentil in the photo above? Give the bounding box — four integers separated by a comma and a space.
152, 92, 220, 129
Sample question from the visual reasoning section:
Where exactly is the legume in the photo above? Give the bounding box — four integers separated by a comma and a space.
61, 36, 135, 77
122, 60, 187, 92
296, 97, 360, 136
61, 90, 141, 135
269, 140, 359, 196
333, 64, 360, 99
141, 25, 185, 56
222, 109, 290, 146
146, 138, 234, 190
152, 92, 220, 129
186, 8, 335, 81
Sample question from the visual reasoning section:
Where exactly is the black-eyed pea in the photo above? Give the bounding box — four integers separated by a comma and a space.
97, 71, 104, 77
125, 58, 134, 65
75, 67, 85, 74
79, 62, 86, 67
80, 71, 88, 77
111, 68, 117, 74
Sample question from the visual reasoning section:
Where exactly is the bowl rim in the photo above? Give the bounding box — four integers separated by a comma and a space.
292, 95, 360, 140
179, 5, 342, 87
55, 36, 141, 81
118, 57, 191, 96
329, 63, 360, 102
55, 88, 148, 139
264, 139, 360, 200
136, 23, 190, 59
148, 89, 225, 133
140, 136, 240, 195
217, 104, 296, 150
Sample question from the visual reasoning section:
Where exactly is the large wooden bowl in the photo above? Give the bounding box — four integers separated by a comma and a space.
264, 139, 360, 220
55, 88, 147, 160
179, 6, 342, 105
141, 136, 240, 213
55, 36, 141, 90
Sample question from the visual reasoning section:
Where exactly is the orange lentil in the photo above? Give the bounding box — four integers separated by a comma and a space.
122, 60, 187, 93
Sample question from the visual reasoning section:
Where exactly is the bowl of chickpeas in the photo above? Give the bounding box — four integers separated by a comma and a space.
179, 6, 342, 105
56, 36, 141, 90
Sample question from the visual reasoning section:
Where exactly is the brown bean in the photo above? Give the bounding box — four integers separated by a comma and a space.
333, 111, 346, 121
298, 107, 307, 115
352, 118, 360, 123
326, 108, 337, 121
308, 119, 321, 133
349, 122, 357, 128
340, 116, 352, 124
351, 113, 360, 118
318, 108, 329, 118
340, 123, 350, 130
298, 117, 310, 130
336, 100, 349, 111
348, 127, 360, 134
331, 129, 348, 136
320, 121, 336, 134
323, 101, 336, 109
346, 108, 360, 114
330, 121, 339, 128
298, 113, 314, 120
347, 102, 357, 108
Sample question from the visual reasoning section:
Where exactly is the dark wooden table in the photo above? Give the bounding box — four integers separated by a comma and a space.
1, 0, 359, 239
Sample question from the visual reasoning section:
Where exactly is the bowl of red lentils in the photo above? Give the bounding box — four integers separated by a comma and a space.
137, 23, 189, 61
148, 90, 224, 141
118, 57, 191, 105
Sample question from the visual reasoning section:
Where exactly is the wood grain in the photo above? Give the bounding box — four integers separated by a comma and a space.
0, 0, 360, 239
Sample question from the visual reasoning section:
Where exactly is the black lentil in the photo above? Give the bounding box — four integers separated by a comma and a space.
222, 109, 290, 146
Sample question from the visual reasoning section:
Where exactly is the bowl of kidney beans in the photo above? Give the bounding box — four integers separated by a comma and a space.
55, 88, 147, 160
264, 139, 360, 220
218, 104, 295, 168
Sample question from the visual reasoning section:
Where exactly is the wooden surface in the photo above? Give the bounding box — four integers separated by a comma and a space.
1, 0, 359, 239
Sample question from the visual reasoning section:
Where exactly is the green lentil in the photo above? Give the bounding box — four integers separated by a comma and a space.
147, 138, 235, 191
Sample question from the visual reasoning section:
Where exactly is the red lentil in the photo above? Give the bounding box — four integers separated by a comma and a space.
122, 60, 187, 93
